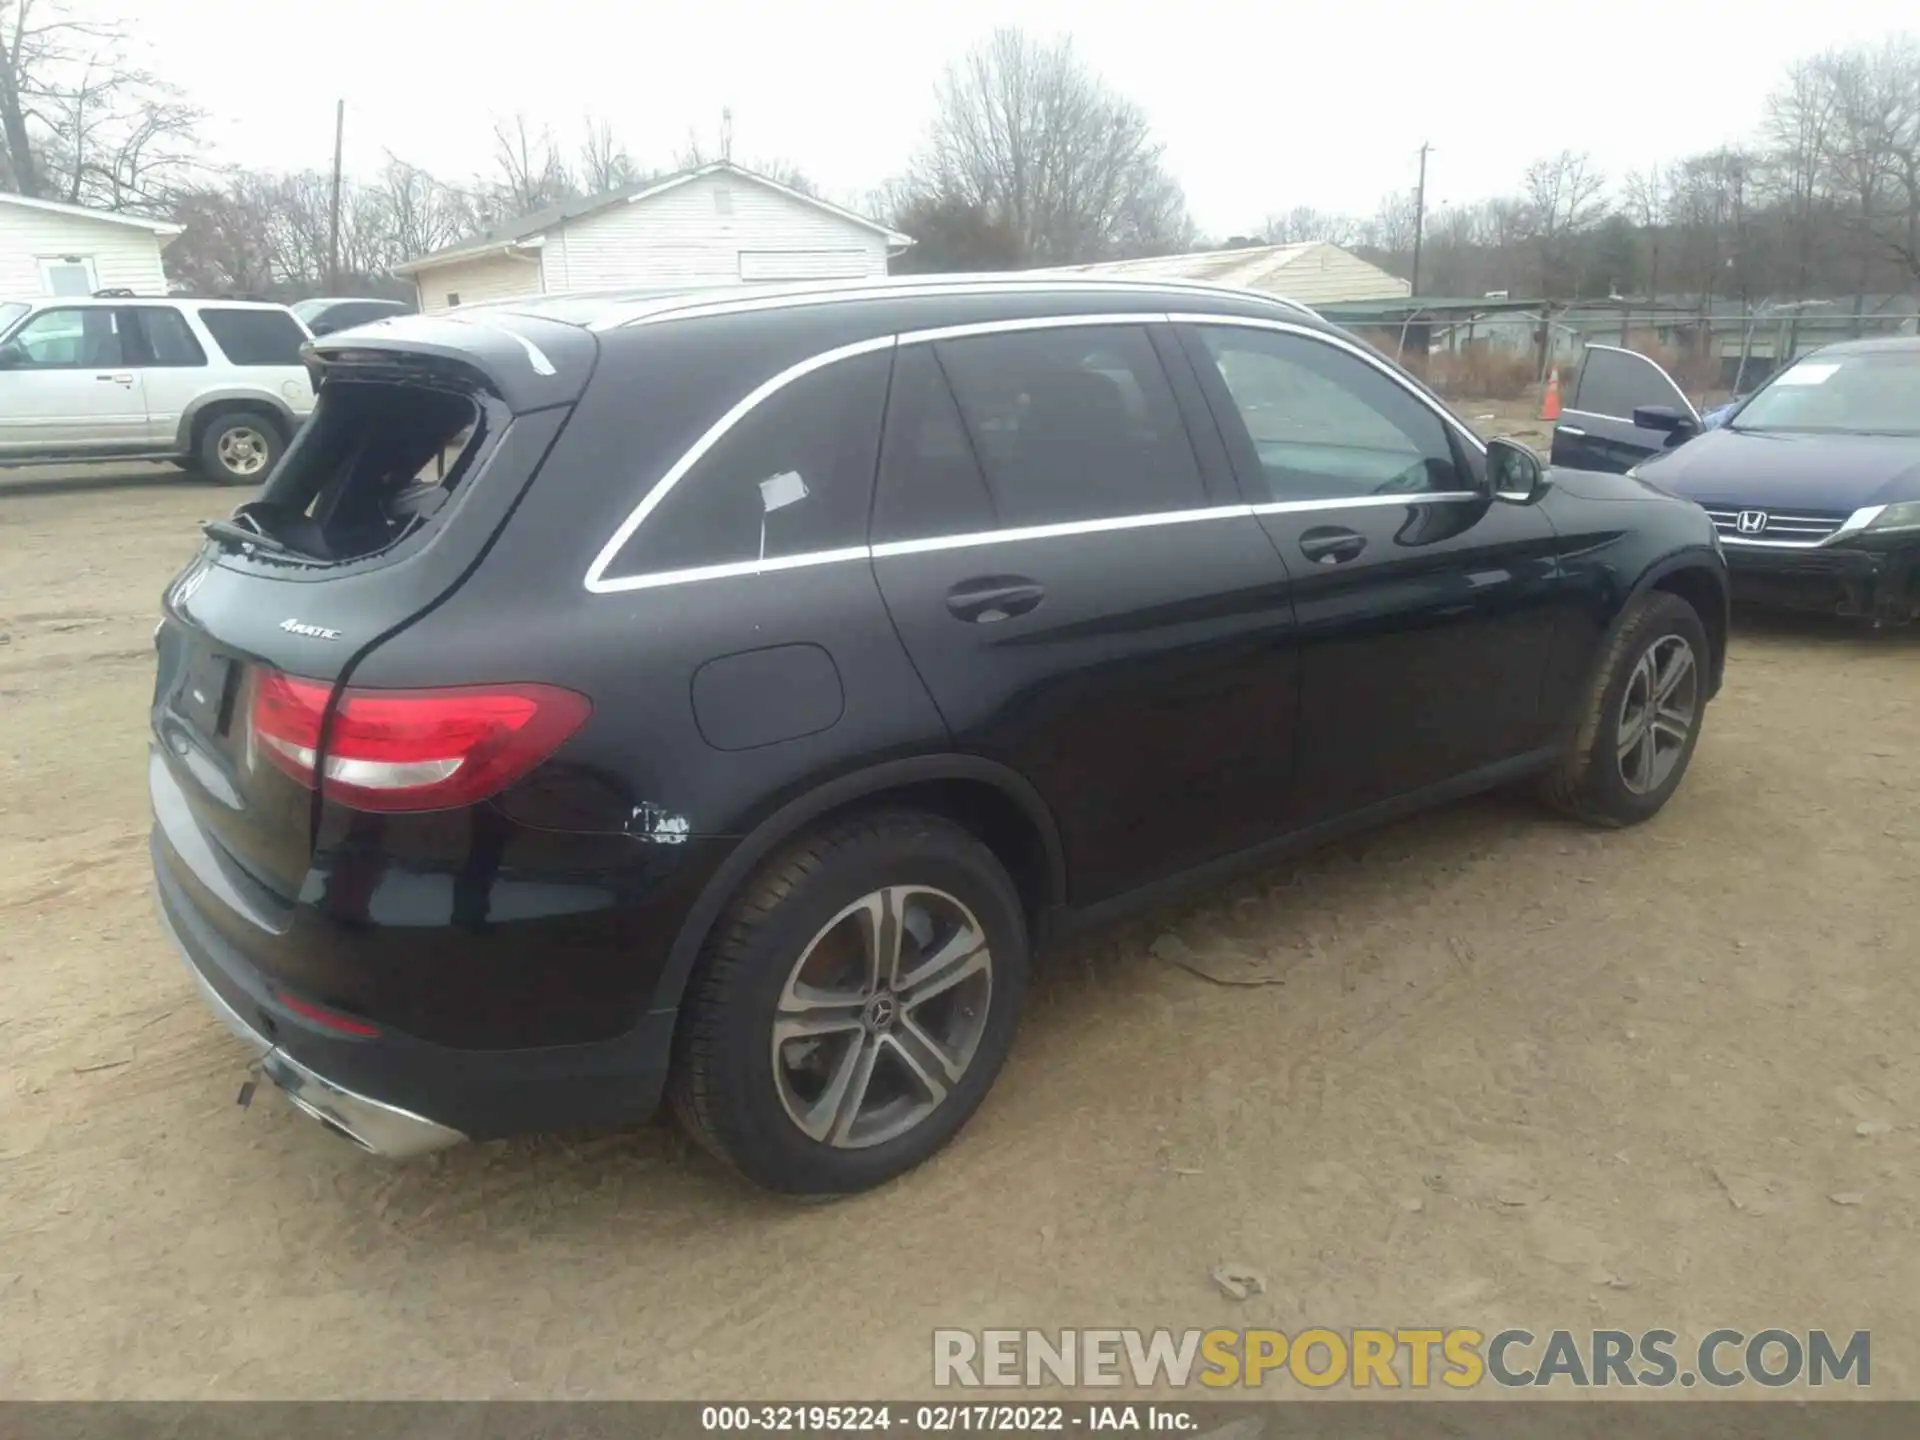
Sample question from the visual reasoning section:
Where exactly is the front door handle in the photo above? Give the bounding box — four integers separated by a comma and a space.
946, 576, 1045, 624
95, 372, 134, 386
1298, 526, 1366, 566
1556, 424, 1587, 437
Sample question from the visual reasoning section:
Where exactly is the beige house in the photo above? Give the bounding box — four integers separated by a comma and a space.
394, 161, 913, 314
1042, 242, 1410, 306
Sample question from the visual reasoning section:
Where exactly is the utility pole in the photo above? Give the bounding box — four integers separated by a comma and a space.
327, 99, 345, 292
1409, 141, 1431, 297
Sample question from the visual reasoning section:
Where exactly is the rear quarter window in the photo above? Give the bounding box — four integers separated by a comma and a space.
198, 308, 308, 366
598, 348, 891, 582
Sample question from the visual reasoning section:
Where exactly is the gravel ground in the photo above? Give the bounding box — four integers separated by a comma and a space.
2, 461, 1916, 1399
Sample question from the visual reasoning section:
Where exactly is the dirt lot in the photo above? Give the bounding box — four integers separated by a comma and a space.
2, 461, 1917, 1400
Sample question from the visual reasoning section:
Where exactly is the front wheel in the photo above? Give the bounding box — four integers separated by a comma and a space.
669, 810, 1029, 1195
1539, 590, 1710, 827
196, 413, 284, 486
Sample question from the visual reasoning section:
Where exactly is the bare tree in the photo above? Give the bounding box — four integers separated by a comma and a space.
1622, 165, 1669, 296
1521, 149, 1608, 295
904, 27, 1193, 265
487, 114, 573, 218
579, 114, 640, 194
1, 0, 199, 208
1362, 189, 1418, 262
1761, 58, 1839, 293
1261, 205, 1354, 246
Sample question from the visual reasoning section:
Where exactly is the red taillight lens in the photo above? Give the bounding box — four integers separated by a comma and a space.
250, 671, 590, 813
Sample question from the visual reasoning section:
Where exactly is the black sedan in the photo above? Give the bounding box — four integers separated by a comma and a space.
1550, 337, 1920, 626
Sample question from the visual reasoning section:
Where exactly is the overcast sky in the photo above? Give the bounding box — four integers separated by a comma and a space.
94, 0, 1915, 235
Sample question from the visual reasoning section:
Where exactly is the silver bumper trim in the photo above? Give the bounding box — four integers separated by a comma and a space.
157, 890, 466, 1159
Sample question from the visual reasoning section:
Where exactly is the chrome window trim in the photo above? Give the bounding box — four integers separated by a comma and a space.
583, 312, 1494, 596
591, 279, 1320, 333
587, 546, 873, 595
895, 311, 1169, 345
1251, 490, 1482, 516
870, 504, 1248, 559
581, 333, 898, 595
1165, 311, 1489, 456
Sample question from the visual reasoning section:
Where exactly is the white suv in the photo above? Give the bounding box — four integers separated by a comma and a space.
0, 296, 317, 484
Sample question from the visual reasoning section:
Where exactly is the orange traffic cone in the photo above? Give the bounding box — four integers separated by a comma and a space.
1539, 370, 1563, 422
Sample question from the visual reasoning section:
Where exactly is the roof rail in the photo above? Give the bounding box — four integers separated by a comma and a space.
91, 287, 138, 298
589, 273, 1323, 332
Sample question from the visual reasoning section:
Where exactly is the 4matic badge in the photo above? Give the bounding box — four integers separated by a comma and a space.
279, 619, 342, 640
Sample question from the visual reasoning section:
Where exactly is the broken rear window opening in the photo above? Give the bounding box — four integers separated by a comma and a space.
238, 379, 494, 565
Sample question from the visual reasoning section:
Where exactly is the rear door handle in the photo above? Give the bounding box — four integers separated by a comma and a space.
1556, 424, 1587, 436
1298, 526, 1366, 566
95, 372, 134, 386
946, 576, 1045, 624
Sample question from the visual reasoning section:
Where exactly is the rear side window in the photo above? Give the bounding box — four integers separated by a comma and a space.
604, 348, 891, 580
873, 345, 997, 543
932, 325, 1205, 527
134, 308, 207, 366
198, 308, 307, 366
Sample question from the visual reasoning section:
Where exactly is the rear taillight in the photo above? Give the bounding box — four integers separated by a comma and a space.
250, 670, 590, 813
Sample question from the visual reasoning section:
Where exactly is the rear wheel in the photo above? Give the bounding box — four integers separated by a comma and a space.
196, 412, 284, 486
1539, 590, 1710, 826
669, 810, 1029, 1195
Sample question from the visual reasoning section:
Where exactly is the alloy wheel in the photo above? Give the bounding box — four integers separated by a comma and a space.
771, 886, 993, 1149
1616, 634, 1697, 795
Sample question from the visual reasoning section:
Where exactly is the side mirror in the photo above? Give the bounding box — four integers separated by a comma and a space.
1486, 437, 1543, 499
0, 342, 23, 370
1632, 404, 1699, 441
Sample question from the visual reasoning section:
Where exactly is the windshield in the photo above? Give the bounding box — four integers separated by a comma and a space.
0, 301, 27, 335
1732, 348, 1920, 436
289, 299, 329, 323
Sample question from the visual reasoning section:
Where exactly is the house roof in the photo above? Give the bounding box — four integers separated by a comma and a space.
1042, 241, 1410, 301
394, 161, 913, 275
0, 192, 182, 238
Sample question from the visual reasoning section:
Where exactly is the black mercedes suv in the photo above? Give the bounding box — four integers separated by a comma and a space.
150, 276, 1729, 1193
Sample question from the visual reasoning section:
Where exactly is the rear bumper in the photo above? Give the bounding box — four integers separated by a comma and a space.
154, 826, 680, 1153
156, 888, 463, 1157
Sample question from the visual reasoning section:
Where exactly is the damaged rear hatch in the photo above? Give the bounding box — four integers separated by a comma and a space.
151, 309, 598, 997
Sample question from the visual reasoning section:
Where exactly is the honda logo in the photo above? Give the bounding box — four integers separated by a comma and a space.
1736, 510, 1768, 535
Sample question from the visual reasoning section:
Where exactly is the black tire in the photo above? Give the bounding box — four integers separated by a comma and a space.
195, 411, 284, 486
1539, 590, 1711, 827
669, 809, 1029, 1195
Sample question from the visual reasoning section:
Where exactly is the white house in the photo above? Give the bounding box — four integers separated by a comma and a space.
0, 193, 180, 299
395, 161, 913, 314
1042, 242, 1411, 306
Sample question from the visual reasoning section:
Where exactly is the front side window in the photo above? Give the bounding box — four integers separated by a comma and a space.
134, 307, 208, 366
1193, 326, 1464, 502
1571, 346, 1692, 423
603, 348, 891, 579
0, 307, 124, 368
197, 307, 307, 366
932, 325, 1206, 527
